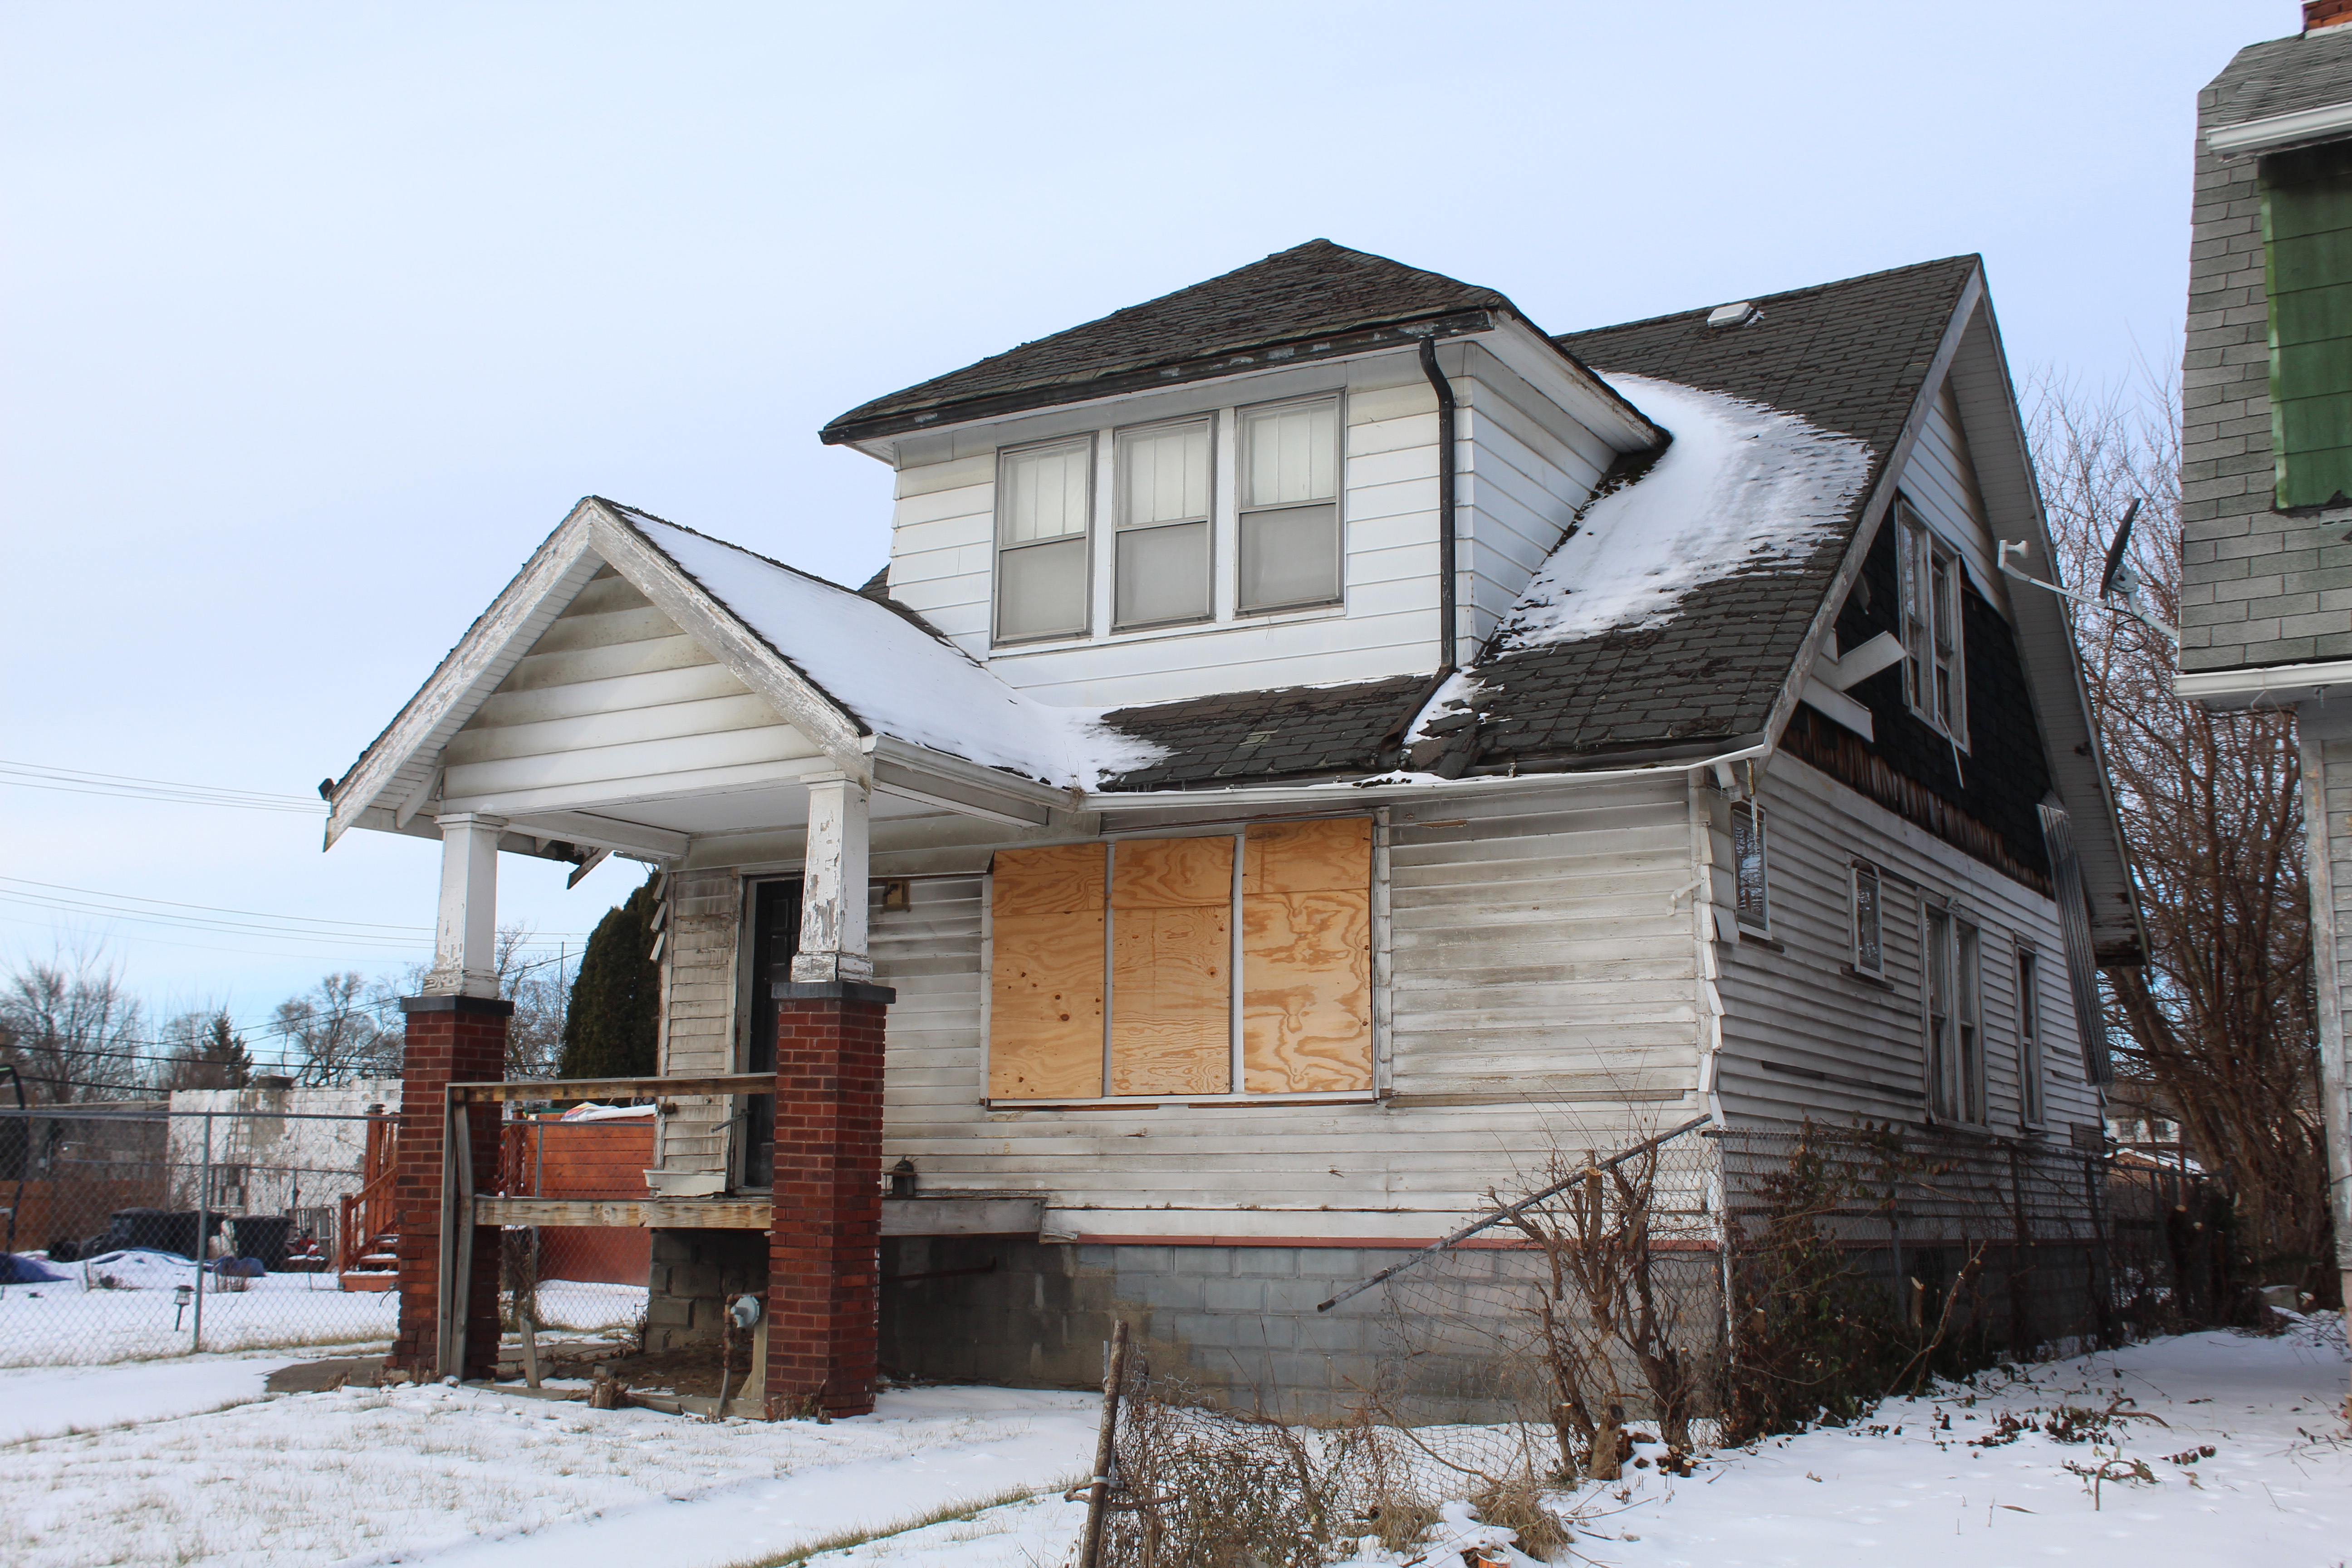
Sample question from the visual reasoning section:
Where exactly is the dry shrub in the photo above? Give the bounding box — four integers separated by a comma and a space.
1468, 1473, 1568, 1560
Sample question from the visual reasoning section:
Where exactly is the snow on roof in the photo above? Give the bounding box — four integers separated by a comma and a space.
1491, 374, 1873, 652
619, 511, 1163, 789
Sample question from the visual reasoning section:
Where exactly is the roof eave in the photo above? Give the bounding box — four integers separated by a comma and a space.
819, 308, 1502, 447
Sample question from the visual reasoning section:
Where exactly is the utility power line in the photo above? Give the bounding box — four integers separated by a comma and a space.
0, 760, 327, 814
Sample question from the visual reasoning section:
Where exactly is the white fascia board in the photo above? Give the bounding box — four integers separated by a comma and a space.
867, 735, 1068, 826
1477, 314, 1668, 453
503, 810, 690, 861
2175, 657, 2352, 707
324, 506, 604, 849
2208, 99, 2352, 156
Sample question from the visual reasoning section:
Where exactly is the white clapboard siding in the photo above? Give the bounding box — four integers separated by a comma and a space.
1903, 379, 2013, 620
855, 784, 1706, 1225
442, 568, 823, 811
1711, 756, 2099, 1137
658, 868, 741, 1175
880, 350, 1454, 710
1457, 349, 1616, 647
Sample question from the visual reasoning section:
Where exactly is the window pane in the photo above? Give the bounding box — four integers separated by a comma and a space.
1734, 804, 1767, 926
1240, 504, 1340, 611
1002, 441, 1090, 544
998, 536, 1088, 639
1115, 521, 1209, 627
1243, 399, 1338, 508
1120, 421, 1210, 529
1854, 868, 1882, 971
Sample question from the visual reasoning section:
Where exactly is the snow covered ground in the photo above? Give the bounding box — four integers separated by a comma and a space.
0, 1251, 645, 1367
1, 1320, 2342, 1568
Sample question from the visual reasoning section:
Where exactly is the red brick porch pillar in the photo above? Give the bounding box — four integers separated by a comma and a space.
388, 995, 509, 1382
765, 981, 892, 1419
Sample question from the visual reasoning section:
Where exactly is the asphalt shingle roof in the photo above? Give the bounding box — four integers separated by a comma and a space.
1089, 255, 1981, 787
2207, 23, 2352, 133
823, 240, 1520, 444
1456, 255, 1980, 766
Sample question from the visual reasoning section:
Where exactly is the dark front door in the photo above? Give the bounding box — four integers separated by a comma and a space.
745, 878, 802, 1190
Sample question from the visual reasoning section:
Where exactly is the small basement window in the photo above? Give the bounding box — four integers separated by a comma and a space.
1730, 799, 1768, 933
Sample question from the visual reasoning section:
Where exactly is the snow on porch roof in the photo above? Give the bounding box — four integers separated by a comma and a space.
610, 506, 1161, 789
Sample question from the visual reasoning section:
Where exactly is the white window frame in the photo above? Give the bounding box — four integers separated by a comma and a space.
1850, 861, 1885, 977
1923, 903, 1986, 1125
1730, 799, 1769, 935
2016, 944, 2046, 1127
1896, 496, 1969, 749
993, 434, 1094, 646
1112, 415, 1216, 632
1236, 392, 1345, 615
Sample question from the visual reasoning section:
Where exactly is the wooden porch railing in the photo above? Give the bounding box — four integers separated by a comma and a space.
338, 1113, 399, 1274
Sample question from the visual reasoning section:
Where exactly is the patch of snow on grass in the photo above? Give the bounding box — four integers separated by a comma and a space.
1495, 374, 1872, 651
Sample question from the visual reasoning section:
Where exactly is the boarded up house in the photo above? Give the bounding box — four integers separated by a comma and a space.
323, 241, 2139, 1416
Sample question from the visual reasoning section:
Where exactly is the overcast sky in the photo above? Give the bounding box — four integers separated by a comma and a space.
0, 0, 2288, 1067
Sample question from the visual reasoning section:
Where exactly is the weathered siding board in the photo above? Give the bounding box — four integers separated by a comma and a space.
1457, 355, 1613, 648
444, 569, 821, 814
657, 868, 741, 1176
1712, 758, 2100, 1137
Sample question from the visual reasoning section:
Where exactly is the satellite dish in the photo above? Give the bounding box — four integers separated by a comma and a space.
2097, 498, 2142, 602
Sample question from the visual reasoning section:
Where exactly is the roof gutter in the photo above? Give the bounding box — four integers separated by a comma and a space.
1417, 335, 1460, 676
2206, 98, 2352, 157
1080, 734, 1774, 813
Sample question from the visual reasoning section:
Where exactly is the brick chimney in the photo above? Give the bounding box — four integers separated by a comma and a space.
2308, 0, 2352, 31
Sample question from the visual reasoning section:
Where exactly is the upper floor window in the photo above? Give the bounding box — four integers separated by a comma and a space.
995, 436, 1093, 642
1730, 799, 1768, 933
1114, 417, 1212, 629
1239, 396, 1342, 613
1924, 904, 1984, 1124
1896, 498, 1967, 746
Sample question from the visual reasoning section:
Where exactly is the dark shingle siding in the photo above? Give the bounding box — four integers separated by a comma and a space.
823, 240, 1517, 440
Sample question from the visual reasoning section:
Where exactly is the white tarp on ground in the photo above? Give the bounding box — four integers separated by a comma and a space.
1, 1319, 2343, 1568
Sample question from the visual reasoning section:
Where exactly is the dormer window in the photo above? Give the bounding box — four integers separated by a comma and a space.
995, 436, 1093, 642
1114, 417, 1213, 629
1239, 395, 1342, 613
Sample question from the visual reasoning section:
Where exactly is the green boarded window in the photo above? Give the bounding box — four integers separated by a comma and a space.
2263, 143, 2352, 510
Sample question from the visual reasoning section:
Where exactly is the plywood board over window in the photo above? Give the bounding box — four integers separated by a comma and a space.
1242, 818, 1373, 1093
1111, 837, 1233, 1096
988, 844, 1105, 1099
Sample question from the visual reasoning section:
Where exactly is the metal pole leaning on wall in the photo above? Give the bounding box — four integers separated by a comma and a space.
1076, 1319, 1131, 1568
193, 1111, 213, 1353
1316, 1113, 1712, 1313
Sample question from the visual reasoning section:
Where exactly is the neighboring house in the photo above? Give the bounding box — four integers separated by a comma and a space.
165, 1078, 397, 1245
325, 239, 2137, 1414
2176, 1, 2352, 1327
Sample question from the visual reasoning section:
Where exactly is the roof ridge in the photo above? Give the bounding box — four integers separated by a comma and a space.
1553, 254, 1980, 344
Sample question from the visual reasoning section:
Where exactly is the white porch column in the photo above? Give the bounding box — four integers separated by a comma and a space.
426, 812, 506, 998
792, 774, 872, 984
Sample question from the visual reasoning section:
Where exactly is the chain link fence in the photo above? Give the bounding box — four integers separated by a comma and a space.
0, 1101, 657, 1369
